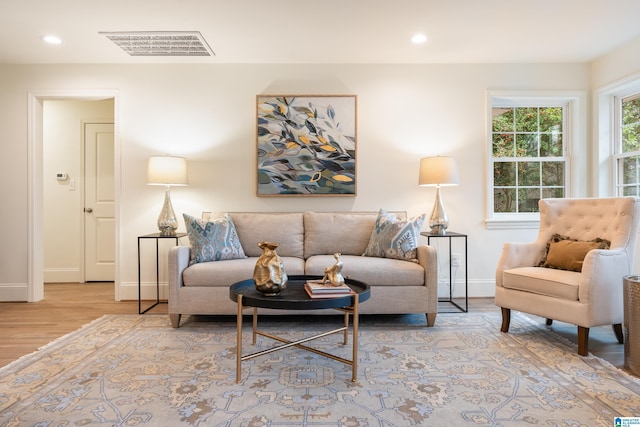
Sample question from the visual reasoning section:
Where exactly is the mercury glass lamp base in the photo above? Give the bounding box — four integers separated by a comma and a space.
429, 224, 448, 235
157, 186, 178, 236
429, 186, 449, 236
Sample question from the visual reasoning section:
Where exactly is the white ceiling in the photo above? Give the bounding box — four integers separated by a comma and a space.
2, 0, 640, 65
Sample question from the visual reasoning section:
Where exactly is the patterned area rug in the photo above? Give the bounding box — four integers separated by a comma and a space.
1, 312, 639, 426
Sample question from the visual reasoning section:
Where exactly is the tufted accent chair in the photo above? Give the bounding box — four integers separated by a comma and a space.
495, 197, 640, 356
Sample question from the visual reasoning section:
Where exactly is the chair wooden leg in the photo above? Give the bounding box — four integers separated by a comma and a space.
613, 323, 624, 344
500, 308, 511, 333
426, 312, 436, 327
577, 326, 589, 356
546, 318, 553, 325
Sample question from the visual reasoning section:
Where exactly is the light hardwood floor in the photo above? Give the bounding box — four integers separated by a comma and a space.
0, 283, 629, 373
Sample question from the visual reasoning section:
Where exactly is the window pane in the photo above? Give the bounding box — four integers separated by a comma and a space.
542, 187, 564, 198
494, 162, 516, 186
494, 188, 516, 212
542, 161, 564, 186
622, 96, 640, 126
540, 133, 563, 157
622, 123, 640, 153
518, 188, 540, 212
516, 134, 538, 157
492, 107, 514, 132
515, 107, 538, 132
493, 134, 514, 157
622, 156, 640, 184
624, 186, 639, 196
622, 95, 640, 153
518, 161, 540, 186
539, 107, 563, 132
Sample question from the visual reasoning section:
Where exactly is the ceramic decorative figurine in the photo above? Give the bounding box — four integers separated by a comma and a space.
322, 252, 345, 287
253, 241, 288, 295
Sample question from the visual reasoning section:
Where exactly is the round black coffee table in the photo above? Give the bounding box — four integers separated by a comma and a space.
229, 275, 370, 383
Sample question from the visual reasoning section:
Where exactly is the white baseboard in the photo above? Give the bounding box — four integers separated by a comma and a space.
0, 282, 29, 301
44, 268, 81, 283
118, 281, 168, 302
439, 279, 496, 299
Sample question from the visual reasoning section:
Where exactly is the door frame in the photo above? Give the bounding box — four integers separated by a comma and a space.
28, 90, 120, 302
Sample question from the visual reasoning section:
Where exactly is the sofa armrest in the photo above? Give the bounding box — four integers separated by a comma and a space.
495, 242, 541, 288
417, 244, 438, 322
168, 246, 190, 313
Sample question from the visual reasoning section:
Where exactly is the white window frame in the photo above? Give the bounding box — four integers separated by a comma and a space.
613, 92, 640, 196
595, 73, 640, 197
485, 90, 586, 230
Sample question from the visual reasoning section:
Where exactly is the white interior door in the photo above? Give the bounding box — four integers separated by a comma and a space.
84, 123, 115, 281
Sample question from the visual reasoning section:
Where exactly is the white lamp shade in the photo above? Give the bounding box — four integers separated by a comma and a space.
418, 156, 459, 187
147, 155, 188, 186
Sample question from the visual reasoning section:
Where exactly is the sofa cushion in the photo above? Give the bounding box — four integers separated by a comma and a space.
305, 254, 425, 286
183, 256, 306, 287
229, 213, 304, 258
303, 212, 381, 258
183, 213, 246, 264
503, 266, 580, 300
363, 209, 426, 261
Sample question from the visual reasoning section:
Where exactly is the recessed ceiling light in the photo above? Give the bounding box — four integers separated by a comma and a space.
411, 34, 428, 44
43, 35, 62, 45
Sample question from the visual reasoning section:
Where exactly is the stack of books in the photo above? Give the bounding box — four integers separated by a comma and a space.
304, 279, 354, 299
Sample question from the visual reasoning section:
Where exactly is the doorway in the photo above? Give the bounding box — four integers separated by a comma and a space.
28, 91, 119, 302
43, 100, 115, 284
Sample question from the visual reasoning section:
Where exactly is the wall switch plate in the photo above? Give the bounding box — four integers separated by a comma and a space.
451, 254, 460, 267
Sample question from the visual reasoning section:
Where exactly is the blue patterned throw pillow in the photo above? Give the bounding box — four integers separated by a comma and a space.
363, 209, 426, 261
183, 213, 246, 264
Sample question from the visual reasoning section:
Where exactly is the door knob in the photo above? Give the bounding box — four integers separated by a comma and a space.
84, 208, 93, 213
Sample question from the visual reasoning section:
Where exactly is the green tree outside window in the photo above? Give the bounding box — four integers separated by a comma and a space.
619, 95, 640, 196
492, 107, 565, 213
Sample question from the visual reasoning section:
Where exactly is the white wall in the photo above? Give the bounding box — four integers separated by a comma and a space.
43, 99, 114, 282
590, 37, 640, 89
0, 61, 603, 301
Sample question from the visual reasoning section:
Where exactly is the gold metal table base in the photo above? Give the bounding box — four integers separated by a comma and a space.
235, 293, 360, 383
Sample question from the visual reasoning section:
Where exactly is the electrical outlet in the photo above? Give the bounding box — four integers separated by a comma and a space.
451, 254, 460, 267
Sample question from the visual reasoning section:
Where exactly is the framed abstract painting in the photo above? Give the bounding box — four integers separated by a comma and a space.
256, 95, 357, 196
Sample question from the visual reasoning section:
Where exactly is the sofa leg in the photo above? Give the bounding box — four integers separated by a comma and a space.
426, 312, 436, 327
500, 308, 511, 333
170, 313, 181, 328
613, 323, 624, 344
546, 318, 553, 326
577, 326, 589, 356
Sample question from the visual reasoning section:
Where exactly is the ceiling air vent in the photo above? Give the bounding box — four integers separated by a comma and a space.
99, 31, 214, 57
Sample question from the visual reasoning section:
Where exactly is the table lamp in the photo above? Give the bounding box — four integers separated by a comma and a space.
419, 156, 459, 235
147, 155, 188, 236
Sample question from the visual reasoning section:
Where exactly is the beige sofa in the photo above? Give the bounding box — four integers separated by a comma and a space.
168, 211, 438, 327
